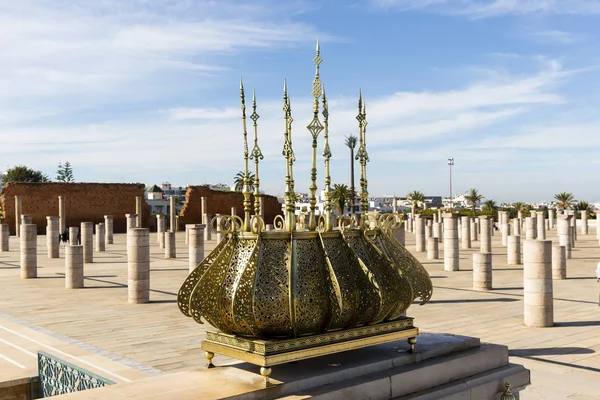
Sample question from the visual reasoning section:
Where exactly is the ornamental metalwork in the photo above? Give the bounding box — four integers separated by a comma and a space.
37, 351, 114, 398
177, 41, 433, 387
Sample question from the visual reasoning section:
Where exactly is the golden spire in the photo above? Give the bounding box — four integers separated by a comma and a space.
322, 84, 332, 231
240, 77, 252, 232
249, 88, 263, 219
306, 39, 324, 231
355, 91, 370, 217
283, 79, 296, 232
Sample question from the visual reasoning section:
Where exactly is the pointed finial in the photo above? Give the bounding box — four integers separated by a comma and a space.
252, 88, 256, 103
316, 37, 320, 53
240, 76, 244, 89
284, 78, 287, 92
322, 83, 326, 98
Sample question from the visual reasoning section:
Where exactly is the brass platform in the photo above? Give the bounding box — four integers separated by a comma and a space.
201, 318, 419, 386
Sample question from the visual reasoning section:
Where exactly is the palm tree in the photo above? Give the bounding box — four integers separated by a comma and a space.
407, 190, 426, 216
331, 184, 350, 214
345, 135, 358, 214
554, 192, 574, 211
574, 201, 594, 217
482, 199, 496, 212
233, 171, 255, 192
464, 188, 484, 217
512, 202, 526, 212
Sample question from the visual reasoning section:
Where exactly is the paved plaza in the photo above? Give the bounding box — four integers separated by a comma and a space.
1, 227, 599, 399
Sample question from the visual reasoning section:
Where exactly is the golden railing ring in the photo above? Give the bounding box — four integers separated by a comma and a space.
210, 215, 243, 235
251, 215, 266, 234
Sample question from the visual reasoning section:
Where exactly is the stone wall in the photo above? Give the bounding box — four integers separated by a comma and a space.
179, 185, 282, 228
0, 183, 150, 234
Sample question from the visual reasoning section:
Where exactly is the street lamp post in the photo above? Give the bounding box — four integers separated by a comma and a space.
448, 158, 454, 210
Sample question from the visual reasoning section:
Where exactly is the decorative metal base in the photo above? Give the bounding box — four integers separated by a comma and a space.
201, 318, 419, 387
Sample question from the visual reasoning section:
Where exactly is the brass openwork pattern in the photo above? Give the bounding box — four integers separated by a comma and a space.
292, 237, 328, 336
369, 229, 433, 305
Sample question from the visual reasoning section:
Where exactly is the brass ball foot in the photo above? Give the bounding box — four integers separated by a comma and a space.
205, 351, 215, 369
408, 337, 417, 354
260, 366, 273, 388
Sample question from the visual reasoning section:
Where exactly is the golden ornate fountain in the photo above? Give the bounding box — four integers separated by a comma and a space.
177, 41, 433, 386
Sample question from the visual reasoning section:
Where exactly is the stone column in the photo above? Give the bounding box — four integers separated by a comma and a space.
392, 198, 397, 213
567, 210, 576, 245
432, 222, 441, 243
80, 222, 93, 263
46, 216, 60, 258
501, 221, 510, 246
21, 215, 32, 225
470, 218, 478, 242
155, 214, 165, 243
20, 224, 37, 279
461, 216, 471, 249
215, 214, 224, 243
581, 210, 588, 235
169, 196, 176, 232
414, 215, 425, 252
231, 207, 236, 217
185, 224, 190, 245
523, 239, 553, 327
443, 213, 459, 271
204, 214, 212, 241
479, 216, 492, 254
189, 225, 205, 272
536, 211, 546, 240
457, 218, 462, 240
58, 195, 66, 234
525, 217, 536, 240
393, 225, 405, 246
545, 219, 549, 231
201, 197, 208, 223
15, 195, 22, 238
517, 211, 523, 232
165, 231, 176, 259
552, 245, 566, 280
95, 223, 105, 252
473, 252, 492, 290
69, 227, 79, 246
432, 213, 438, 224
104, 215, 114, 244
512, 218, 521, 236
557, 214, 572, 259
407, 217, 413, 233
126, 214, 137, 231
427, 237, 439, 260
65, 245, 84, 289
425, 222, 433, 240
0, 224, 9, 251
507, 235, 521, 265
127, 228, 150, 304
548, 209, 555, 229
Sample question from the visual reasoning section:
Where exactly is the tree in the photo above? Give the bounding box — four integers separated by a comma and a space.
512, 202, 526, 212
3, 165, 50, 183
56, 161, 74, 182
464, 188, 484, 217
331, 184, 350, 214
574, 201, 594, 217
345, 135, 358, 214
554, 192, 574, 210
483, 199, 497, 212
407, 190, 425, 216
233, 171, 255, 192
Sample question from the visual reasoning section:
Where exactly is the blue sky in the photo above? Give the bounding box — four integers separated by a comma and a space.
1, 0, 600, 203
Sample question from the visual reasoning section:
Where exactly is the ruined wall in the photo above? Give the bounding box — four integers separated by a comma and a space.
179, 185, 282, 228
0, 183, 150, 234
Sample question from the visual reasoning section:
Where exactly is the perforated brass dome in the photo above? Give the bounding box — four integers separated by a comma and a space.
178, 216, 432, 339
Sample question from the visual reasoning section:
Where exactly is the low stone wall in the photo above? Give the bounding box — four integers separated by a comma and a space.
0, 183, 150, 234
179, 186, 282, 228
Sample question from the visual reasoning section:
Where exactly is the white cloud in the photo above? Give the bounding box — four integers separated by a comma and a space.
371, 0, 600, 17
